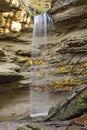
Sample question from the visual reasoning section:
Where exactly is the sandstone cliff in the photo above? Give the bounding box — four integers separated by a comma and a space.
45, 0, 87, 89
0, 0, 31, 36
43, 0, 87, 122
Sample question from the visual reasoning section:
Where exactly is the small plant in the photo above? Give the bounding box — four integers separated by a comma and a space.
29, 0, 51, 13
77, 94, 87, 106
18, 115, 32, 121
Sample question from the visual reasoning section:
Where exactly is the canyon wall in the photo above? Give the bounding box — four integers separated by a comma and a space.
46, 0, 87, 88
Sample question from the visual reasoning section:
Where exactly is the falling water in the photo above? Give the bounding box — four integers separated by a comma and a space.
31, 13, 53, 57
29, 13, 53, 117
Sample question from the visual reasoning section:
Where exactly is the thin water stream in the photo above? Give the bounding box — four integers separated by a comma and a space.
29, 13, 53, 117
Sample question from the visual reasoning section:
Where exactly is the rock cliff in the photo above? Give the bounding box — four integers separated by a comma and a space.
45, 0, 87, 89
0, 0, 87, 92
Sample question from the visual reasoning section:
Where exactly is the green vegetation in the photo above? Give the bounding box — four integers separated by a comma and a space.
69, 94, 87, 116
48, 107, 55, 115
31, 127, 41, 130
29, 0, 51, 13
17, 127, 27, 130
76, 94, 87, 106
17, 125, 41, 130
17, 115, 32, 121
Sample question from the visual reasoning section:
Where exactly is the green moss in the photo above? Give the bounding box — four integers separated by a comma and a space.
60, 94, 87, 119
32, 127, 41, 130
48, 107, 55, 115
17, 125, 41, 130
76, 94, 87, 106
17, 127, 26, 130
27, 125, 41, 130
18, 115, 32, 121
69, 94, 87, 115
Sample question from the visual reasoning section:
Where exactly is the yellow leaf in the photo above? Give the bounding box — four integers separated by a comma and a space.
84, 63, 87, 66
29, 59, 33, 65
18, 57, 27, 62
42, 62, 46, 65
37, 73, 45, 77
67, 73, 71, 76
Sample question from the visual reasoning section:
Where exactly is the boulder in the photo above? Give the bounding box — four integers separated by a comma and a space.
0, 63, 23, 84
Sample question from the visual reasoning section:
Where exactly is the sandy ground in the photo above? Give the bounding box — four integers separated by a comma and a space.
0, 87, 72, 122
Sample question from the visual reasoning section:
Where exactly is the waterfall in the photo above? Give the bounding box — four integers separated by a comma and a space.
31, 13, 53, 57
29, 13, 53, 117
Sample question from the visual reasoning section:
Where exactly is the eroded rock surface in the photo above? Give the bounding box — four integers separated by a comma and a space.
0, 63, 23, 84
44, 0, 87, 89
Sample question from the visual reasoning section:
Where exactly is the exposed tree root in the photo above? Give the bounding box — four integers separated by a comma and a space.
46, 121, 87, 130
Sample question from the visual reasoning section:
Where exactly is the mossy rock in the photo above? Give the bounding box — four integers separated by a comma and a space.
59, 94, 87, 120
